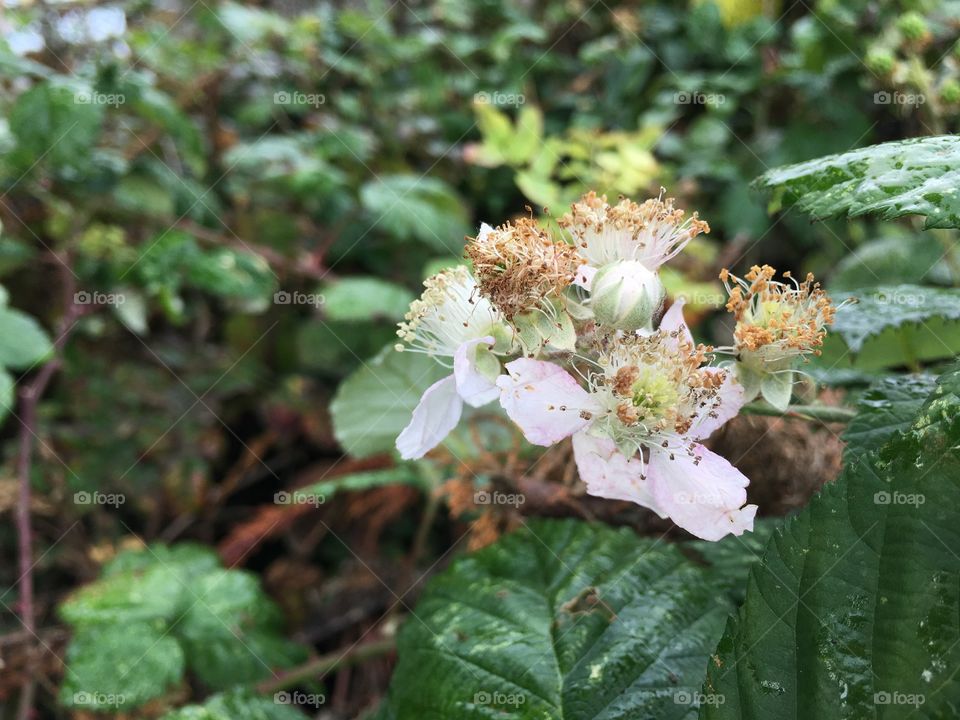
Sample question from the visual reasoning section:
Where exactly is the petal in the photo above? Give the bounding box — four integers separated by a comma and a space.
688, 367, 746, 441
496, 359, 599, 446
658, 298, 694, 348
396, 375, 463, 460
573, 432, 667, 517
647, 444, 757, 541
573, 263, 597, 290
453, 336, 498, 407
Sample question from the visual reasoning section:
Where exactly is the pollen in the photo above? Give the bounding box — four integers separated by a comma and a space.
559, 191, 710, 269
721, 265, 836, 363
465, 219, 583, 318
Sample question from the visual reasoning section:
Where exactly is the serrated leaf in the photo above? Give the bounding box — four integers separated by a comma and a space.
330, 345, 448, 458
819, 285, 960, 370
0, 306, 52, 369
320, 277, 414, 322
383, 518, 739, 719
160, 688, 308, 720
60, 622, 184, 710
842, 374, 938, 463
755, 135, 960, 228
702, 363, 960, 719
360, 175, 470, 253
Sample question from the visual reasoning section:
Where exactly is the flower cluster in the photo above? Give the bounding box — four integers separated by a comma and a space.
393, 192, 838, 541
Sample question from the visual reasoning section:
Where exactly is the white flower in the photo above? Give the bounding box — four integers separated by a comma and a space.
559, 191, 709, 290
495, 301, 755, 541
395, 266, 511, 459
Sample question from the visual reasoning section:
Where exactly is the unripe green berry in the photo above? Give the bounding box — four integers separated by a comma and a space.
590, 261, 665, 333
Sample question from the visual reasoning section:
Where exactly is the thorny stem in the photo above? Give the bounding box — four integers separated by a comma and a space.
256, 637, 397, 694
741, 400, 856, 423
16, 258, 82, 720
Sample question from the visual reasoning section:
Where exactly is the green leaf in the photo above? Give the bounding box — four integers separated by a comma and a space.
60, 622, 184, 710
320, 277, 414, 322
382, 518, 738, 719
360, 175, 471, 253
829, 234, 953, 291
0, 369, 14, 423
702, 364, 960, 719
179, 570, 306, 689
754, 135, 960, 229
819, 285, 960, 370
842, 374, 938, 463
0, 306, 52, 369
294, 465, 427, 503
330, 345, 448, 458
160, 688, 308, 720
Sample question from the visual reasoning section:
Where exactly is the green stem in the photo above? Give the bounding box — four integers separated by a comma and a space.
741, 401, 857, 423
257, 637, 397, 694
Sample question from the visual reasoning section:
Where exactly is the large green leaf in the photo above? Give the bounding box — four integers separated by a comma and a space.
755, 136, 960, 229
842, 374, 938, 463
819, 285, 960, 370
382, 518, 744, 719
702, 364, 960, 719
320, 276, 414, 322
330, 345, 448, 458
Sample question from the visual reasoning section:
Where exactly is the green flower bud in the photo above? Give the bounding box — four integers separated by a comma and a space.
866, 48, 896, 75
897, 12, 928, 42
942, 79, 960, 104
590, 260, 665, 332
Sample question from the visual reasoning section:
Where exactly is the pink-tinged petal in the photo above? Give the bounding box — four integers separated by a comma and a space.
687, 367, 746, 441
496, 359, 599, 446
396, 375, 463, 460
573, 263, 597, 290
572, 432, 667, 517
658, 298, 694, 347
453, 336, 498, 408
647, 444, 757, 541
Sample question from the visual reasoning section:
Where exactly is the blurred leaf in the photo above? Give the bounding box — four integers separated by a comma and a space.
819, 285, 960, 370
829, 234, 952, 290
360, 175, 471, 253
0, 306, 52, 369
321, 277, 414, 322
160, 689, 308, 720
60, 622, 184, 710
330, 345, 447, 457
755, 136, 960, 229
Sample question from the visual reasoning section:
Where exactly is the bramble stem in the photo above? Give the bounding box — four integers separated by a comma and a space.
257, 637, 397, 694
741, 401, 857, 423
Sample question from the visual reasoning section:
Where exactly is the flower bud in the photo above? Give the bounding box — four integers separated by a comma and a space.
590, 260, 665, 332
